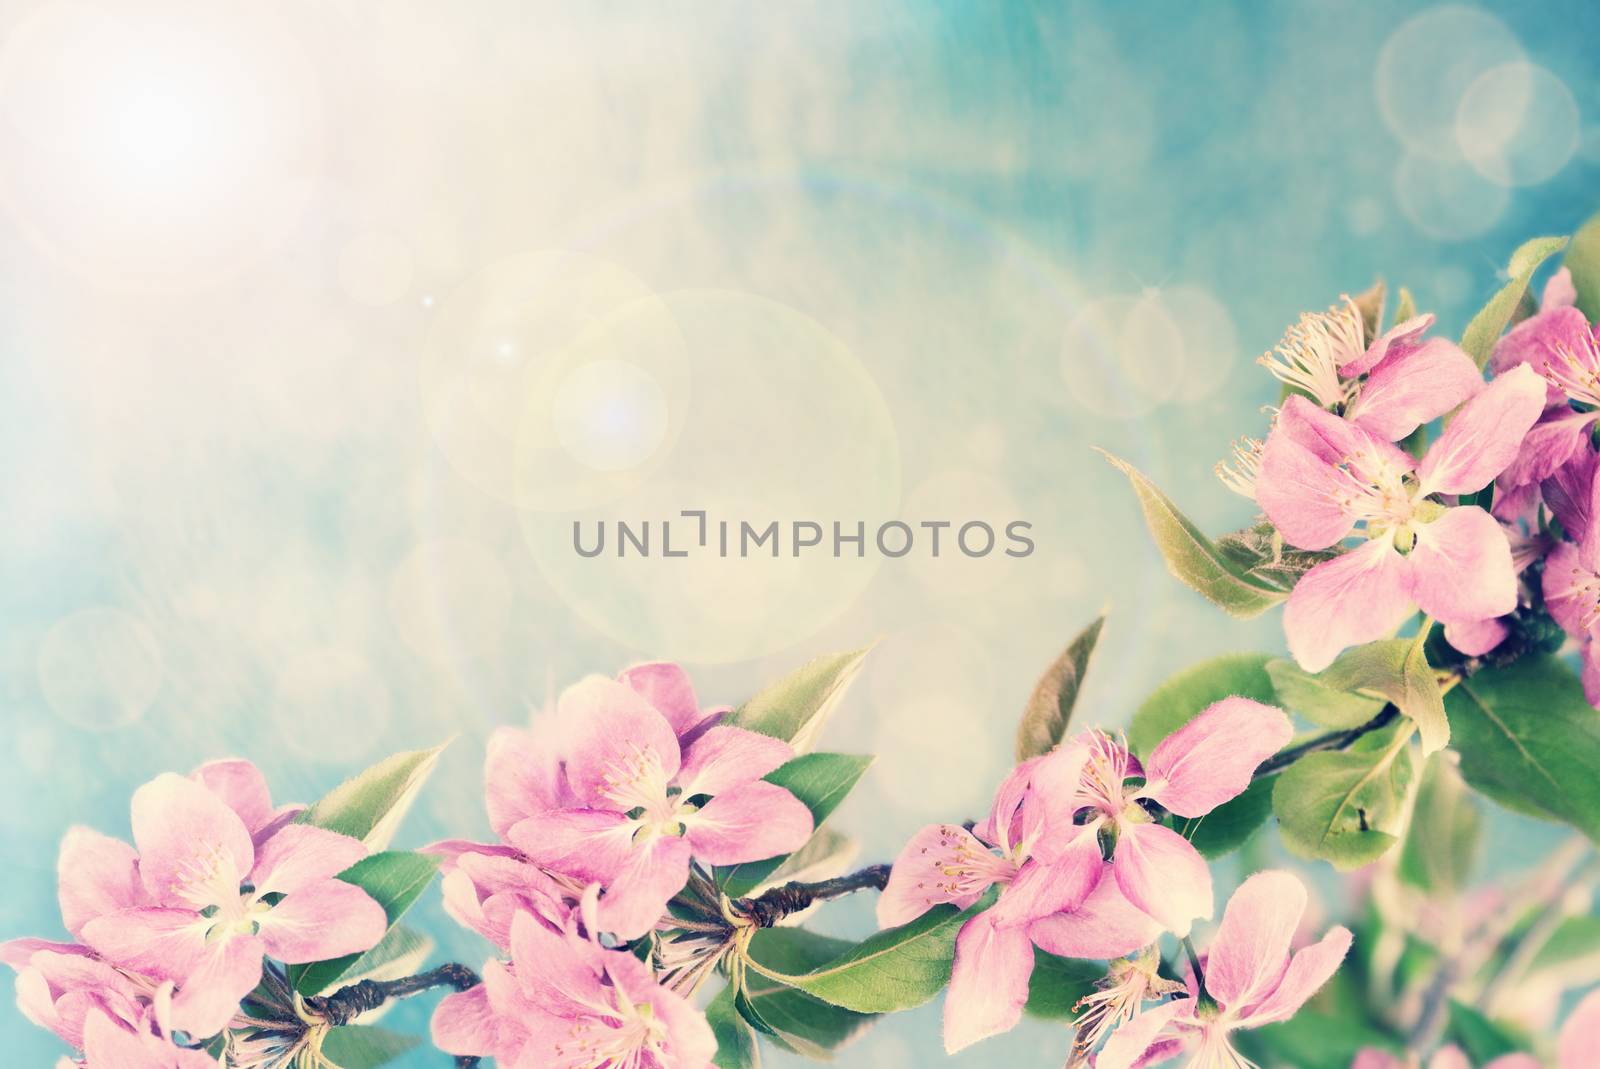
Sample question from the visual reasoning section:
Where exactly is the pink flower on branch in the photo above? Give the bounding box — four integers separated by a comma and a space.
1257, 364, 1546, 671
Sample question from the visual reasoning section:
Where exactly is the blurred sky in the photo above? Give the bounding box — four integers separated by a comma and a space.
1, 1, 1597, 1064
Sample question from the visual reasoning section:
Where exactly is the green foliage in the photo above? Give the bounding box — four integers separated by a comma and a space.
1178, 776, 1276, 859
1303, 634, 1447, 753
1565, 208, 1600, 320
1447, 1000, 1531, 1061
1273, 721, 1416, 869
1015, 614, 1105, 761
1244, 1010, 1399, 1069
1399, 754, 1480, 894
290, 851, 441, 997
715, 752, 873, 897
708, 988, 761, 1069
1460, 235, 1569, 368
1266, 659, 1386, 730
1022, 949, 1101, 1020
298, 741, 448, 850
1128, 652, 1277, 757
731, 647, 870, 752
319, 1025, 422, 1068
1099, 450, 1288, 619
742, 928, 877, 1055
1447, 656, 1600, 840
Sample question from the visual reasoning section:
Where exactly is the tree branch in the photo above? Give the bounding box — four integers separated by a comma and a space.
1253, 705, 1400, 778
736, 863, 892, 928
306, 962, 481, 1027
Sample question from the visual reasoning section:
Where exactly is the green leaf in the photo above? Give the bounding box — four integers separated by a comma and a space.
1393, 286, 1416, 326
1310, 635, 1448, 754
1272, 721, 1416, 869
746, 894, 993, 1013
762, 828, 857, 888
1015, 614, 1106, 761
1447, 1000, 1530, 1062
1266, 659, 1386, 730
1099, 451, 1287, 619
1565, 209, 1600, 322
1244, 1010, 1399, 1069
1177, 776, 1275, 859
731, 648, 871, 751
319, 1025, 421, 1069
708, 987, 761, 1069
1460, 235, 1569, 368
290, 851, 441, 997
1446, 655, 1600, 840
1352, 278, 1386, 342
715, 753, 873, 897
744, 928, 876, 1055
1399, 753, 1480, 894
298, 741, 448, 849
1129, 652, 1276, 758
1528, 914, 1600, 979
1023, 949, 1101, 1020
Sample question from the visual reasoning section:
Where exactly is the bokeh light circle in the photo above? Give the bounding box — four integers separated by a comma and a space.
1060, 292, 1188, 418
552, 359, 671, 473
37, 606, 164, 730
1455, 62, 1580, 187
1376, 5, 1524, 159
1394, 150, 1509, 240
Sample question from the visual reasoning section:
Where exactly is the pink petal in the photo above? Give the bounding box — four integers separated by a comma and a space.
1544, 267, 1578, 309
624, 965, 718, 1068
1444, 616, 1509, 656
682, 780, 812, 865
1418, 364, 1546, 496
131, 773, 254, 909
942, 911, 1037, 1053
1545, 450, 1600, 565
877, 824, 1005, 928
257, 879, 387, 962
0, 937, 86, 970
248, 824, 367, 895
1349, 338, 1482, 441
168, 934, 265, 1038
559, 676, 682, 810
1491, 306, 1592, 395
1410, 507, 1519, 624
594, 835, 693, 940
1283, 540, 1416, 672
1097, 997, 1192, 1069
1017, 744, 1091, 860
1257, 421, 1361, 551
1275, 395, 1372, 464
484, 726, 567, 839
508, 808, 635, 884
1234, 924, 1352, 1027
973, 755, 1042, 853
190, 759, 275, 837
1482, 1056, 1543, 1069
431, 984, 501, 1057
80, 907, 206, 981
1111, 823, 1212, 937
1202, 870, 1304, 1012
618, 661, 708, 736
1499, 407, 1593, 488
675, 726, 793, 798
508, 909, 609, 1015
82, 1010, 164, 1069
1350, 1050, 1407, 1069
1582, 648, 1600, 709
989, 840, 1102, 928
57, 826, 145, 938
1559, 987, 1600, 1069
1141, 698, 1292, 818
1342, 313, 1435, 377
1027, 872, 1163, 960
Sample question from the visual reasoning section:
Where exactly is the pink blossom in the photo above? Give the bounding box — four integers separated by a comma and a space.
79, 1004, 217, 1069
504, 664, 813, 940
75, 763, 387, 1039
426, 840, 584, 951
432, 910, 715, 1069
1257, 365, 1546, 671
876, 698, 1290, 1053
0, 941, 152, 1051
1350, 985, 1600, 1069
1491, 273, 1599, 489
1097, 870, 1353, 1069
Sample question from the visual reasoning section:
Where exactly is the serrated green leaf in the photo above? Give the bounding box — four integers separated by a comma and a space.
1311, 634, 1447, 754
1100, 451, 1287, 619
715, 753, 873, 897
298, 741, 447, 849
290, 851, 441, 997
743, 928, 876, 1056
1399, 754, 1480, 895
1266, 659, 1386, 730
1129, 652, 1277, 758
1023, 949, 1101, 1020
1272, 722, 1416, 869
1461, 235, 1569, 368
731, 648, 870, 751
1446, 655, 1600, 840
708, 986, 762, 1069
1567, 209, 1600, 321
319, 1025, 421, 1068
1016, 614, 1105, 761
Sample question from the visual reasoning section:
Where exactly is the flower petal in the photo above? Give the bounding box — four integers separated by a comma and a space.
1234, 924, 1353, 1027
1491, 305, 1591, 394
1342, 312, 1435, 377
508, 809, 635, 884
1027, 872, 1163, 960
1544, 449, 1600, 564
618, 661, 709, 736
676, 726, 793, 798
1559, 988, 1600, 1069
1410, 507, 1519, 625
1257, 420, 1361, 551
593, 835, 693, 940
82, 1010, 164, 1069
57, 826, 145, 938
682, 780, 812, 865
1283, 540, 1415, 672
1111, 822, 1212, 937
257, 879, 387, 963
942, 911, 1036, 1054
973, 755, 1041, 854
560, 676, 682, 811
877, 824, 1004, 928
1499, 407, 1593, 488
484, 726, 567, 839
191, 759, 275, 837
1141, 698, 1292, 818
131, 773, 254, 909
168, 934, 265, 1038
989, 837, 1102, 928
1349, 338, 1481, 441
1417, 364, 1546, 496
249, 824, 367, 895
79, 907, 207, 981
431, 984, 503, 1058
1444, 616, 1509, 657
1096, 997, 1192, 1069
508, 910, 608, 1015
1202, 870, 1304, 1012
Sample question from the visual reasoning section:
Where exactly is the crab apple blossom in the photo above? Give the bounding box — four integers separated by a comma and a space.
432, 909, 715, 1069
79, 1004, 218, 1069
505, 664, 813, 941
74, 766, 387, 1039
1257, 364, 1546, 671
1096, 870, 1353, 1069
0, 941, 155, 1051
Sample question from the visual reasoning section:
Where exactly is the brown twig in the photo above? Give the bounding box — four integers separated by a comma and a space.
306, 962, 481, 1027
736, 863, 892, 928
1254, 705, 1400, 778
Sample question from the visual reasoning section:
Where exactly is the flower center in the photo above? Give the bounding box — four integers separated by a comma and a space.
555, 992, 668, 1069
1077, 731, 1136, 818
172, 843, 243, 911
599, 743, 675, 817
1323, 445, 1440, 552
1258, 300, 1364, 411
1549, 333, 1600, 409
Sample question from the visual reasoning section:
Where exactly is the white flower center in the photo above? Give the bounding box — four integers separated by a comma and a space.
555, 992, 669, 1069
1549, 332, 1600, 409
1258, 300, 1364, 411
